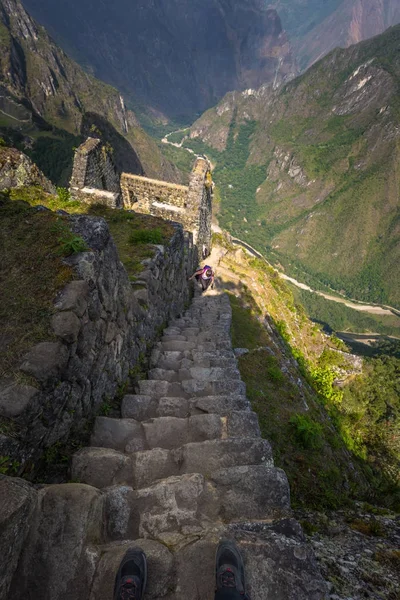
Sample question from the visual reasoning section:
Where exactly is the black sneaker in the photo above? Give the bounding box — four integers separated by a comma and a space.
215, 540, 246, 596
114, 548, 147, 600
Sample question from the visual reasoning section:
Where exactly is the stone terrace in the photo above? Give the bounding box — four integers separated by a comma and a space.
8, 289, 328, 600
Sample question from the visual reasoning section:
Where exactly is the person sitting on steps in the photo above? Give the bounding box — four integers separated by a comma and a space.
113, 540, 249, 600
189, 265, 215, 292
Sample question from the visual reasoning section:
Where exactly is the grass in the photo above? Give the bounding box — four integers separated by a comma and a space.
222, 250, 400, 511
0, 193, 74, 378
14, 186, 175, 281
1, 187, 175, 380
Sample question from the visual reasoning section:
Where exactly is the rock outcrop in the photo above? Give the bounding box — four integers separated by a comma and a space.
8, 290, 328, 600
0, 146, 55, 193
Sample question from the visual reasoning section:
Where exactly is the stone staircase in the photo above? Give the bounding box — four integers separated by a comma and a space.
9, 290, 328, 600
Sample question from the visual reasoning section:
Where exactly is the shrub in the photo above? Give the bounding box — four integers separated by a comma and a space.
56, 187, 71, 203
290, 414, 324, 450
129, 228, 164, 245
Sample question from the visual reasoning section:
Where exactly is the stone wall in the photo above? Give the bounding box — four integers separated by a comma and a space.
186, 158, 212, 256
121, 157, 212, 262
121, 173, 188, 211
0, 215, 196, 469
70, 138, 122, 207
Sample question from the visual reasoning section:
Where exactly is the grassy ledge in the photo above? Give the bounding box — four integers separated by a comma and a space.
0, 193, 74, 379
10, 186, 175, 281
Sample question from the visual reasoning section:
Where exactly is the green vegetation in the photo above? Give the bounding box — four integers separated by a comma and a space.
1, 186, 175, 380
26, 132, 82, 186
289, 285, 400, 339
0, 192, 74, 378
130, 227, 164, 245
0, 456, 21, 475
180, 27, 400, 309
157, 142, 194, 183
225, 256, 400, 511
290, 414, 324, 450
16, 186, 175, 281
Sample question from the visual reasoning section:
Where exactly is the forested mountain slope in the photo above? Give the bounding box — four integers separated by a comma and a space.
186, 25, 400, 308
273, 0, 400, 70
21, 0, 297, 120
0, 0, 179, 184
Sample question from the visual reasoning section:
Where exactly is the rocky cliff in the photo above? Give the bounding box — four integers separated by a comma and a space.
0, 0, 179, 183
186, 25, 400, 308
20, 0, 297, 119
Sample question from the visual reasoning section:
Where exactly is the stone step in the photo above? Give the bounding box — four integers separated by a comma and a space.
161, 340, 198, 352
179, 366, 241, 381
181, 378, 246, 397
137, 379, 189, 399
102, 465, 290, 544
191, 350, 236, 361
160, 334, 188, 343
90, 411, 260, 453
104, 473, 219, 545
147, 368, 180, 382
101, 466, 290, 546
91, 417, 146, 453
148, 366, 241, 383
131, 437, 273, 488
90, 539, 174, 600
122, 394, 251, 421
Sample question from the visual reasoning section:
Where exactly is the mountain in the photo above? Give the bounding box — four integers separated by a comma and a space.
272, 0, 400, 70
0, 0, 179, 184
186, 25, 400, 308
20, 0, 297, 120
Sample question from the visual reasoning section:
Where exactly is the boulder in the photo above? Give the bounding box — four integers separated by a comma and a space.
19, 342, 69, 383
10, 484, 104, 600
0, 379, 38, 418
0, 477, 37, 600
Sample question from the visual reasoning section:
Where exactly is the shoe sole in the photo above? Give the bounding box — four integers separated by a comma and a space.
114, 548, 148, 600
215, 539, 246, 595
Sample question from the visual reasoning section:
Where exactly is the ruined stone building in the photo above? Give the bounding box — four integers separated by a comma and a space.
70, 137, 212, 261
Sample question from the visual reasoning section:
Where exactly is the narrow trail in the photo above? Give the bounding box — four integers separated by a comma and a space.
12, 287, 327, 600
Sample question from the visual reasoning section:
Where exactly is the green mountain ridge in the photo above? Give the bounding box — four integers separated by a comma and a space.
0, 0, 180, 185
187, 25, 400, 309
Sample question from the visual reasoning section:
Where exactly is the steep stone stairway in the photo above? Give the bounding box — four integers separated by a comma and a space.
10, 290, 328, 600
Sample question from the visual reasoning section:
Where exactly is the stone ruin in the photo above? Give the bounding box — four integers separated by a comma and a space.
70, 138, 122, 208
70, 137, 212, 261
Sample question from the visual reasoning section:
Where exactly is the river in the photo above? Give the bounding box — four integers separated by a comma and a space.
231, 237, 400, 319
163, 133, 400, 322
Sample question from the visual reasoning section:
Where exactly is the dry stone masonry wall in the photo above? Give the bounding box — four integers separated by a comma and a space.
4, 290, 329, 600
121, 173, 188, 211
0, 214, 196, 471
121, 157, 212, 262
70, 138, 122, 207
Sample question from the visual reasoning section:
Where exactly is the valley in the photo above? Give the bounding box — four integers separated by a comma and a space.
181, 25, 400, 315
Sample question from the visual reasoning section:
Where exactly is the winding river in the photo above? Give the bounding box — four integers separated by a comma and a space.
163, 131, 400, 323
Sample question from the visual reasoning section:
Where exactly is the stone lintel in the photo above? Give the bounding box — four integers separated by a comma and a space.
152, 201, 185, 213
80, 187, 120, 201
121, 173, 188, 192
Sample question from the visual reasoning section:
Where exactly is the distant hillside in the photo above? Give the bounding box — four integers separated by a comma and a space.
0, 0, 180, 185
186, 25, 400, 308
21, 0, 297, 120
273, 0, 400, 70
